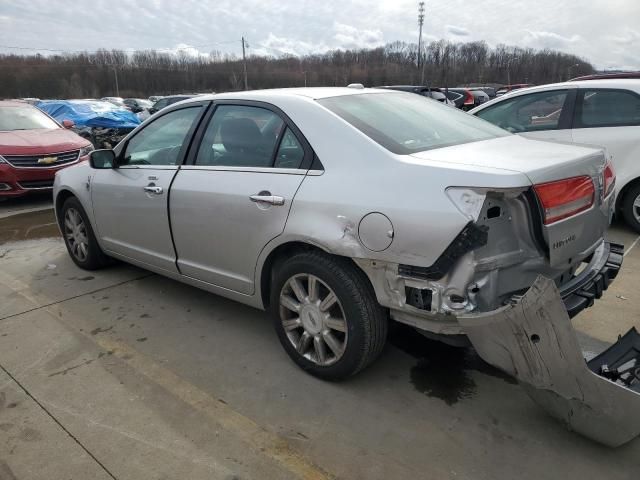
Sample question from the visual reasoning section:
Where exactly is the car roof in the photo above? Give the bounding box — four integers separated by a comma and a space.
0, 100, 35, 107
176, 87, 400, 104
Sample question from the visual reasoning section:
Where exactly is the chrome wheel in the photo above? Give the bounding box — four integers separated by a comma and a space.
633, 194, 640, 225
279, 274, 348, 366
64, 207, 89, 262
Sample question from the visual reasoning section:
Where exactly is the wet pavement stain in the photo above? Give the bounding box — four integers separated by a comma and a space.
90, 326, 113, 335
0, 209, 59, 244
388, 323, 517, 405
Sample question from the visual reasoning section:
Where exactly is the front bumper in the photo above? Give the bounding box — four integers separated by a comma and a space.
0, 160, 81, 197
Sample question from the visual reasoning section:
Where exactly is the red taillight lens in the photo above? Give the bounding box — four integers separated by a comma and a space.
534, 176, 595, 225
603, 161, 615, 198
463, 90, 474, 105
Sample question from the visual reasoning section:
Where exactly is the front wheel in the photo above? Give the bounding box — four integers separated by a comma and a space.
622, 184, 640, 233
60, 197, 111, 270
270, 251, 388, 380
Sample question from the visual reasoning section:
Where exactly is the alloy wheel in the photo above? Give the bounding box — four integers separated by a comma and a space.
64, 207, 89, 262
633, 194, 640, 225
279, 273, 348, 366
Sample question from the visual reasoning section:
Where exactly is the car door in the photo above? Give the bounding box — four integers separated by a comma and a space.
570, 88, 640, 194
170, 102, 312, 294
474, 88, 576, 143
91, 103, 206, 273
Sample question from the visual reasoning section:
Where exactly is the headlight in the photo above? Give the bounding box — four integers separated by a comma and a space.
79, 144, 95, 157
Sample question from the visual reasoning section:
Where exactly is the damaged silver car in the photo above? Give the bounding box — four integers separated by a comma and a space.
53, 88, 638, 446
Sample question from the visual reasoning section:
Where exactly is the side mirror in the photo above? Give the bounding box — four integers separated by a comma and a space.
89, 149, 116, 169
62, 119, 75, 129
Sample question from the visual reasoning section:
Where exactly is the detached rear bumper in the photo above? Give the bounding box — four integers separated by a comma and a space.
560, 242, 624, 318
460, 272, 640, 447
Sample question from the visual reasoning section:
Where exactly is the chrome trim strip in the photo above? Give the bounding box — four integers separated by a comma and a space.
179, 165, 307, 175
4, 149, 80, 169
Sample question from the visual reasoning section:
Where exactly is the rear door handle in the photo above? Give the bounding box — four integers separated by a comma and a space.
143, 186, 163, 195
249, 194, 285, 206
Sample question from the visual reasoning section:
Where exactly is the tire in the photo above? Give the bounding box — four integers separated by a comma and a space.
60, 196, 111, 270
622, 183, 640, 233
270, 250, 388, 380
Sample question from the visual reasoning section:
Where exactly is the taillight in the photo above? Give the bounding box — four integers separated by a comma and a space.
463, 90, 474, 106
603, 160, 615, 198
534, 176, 595, 225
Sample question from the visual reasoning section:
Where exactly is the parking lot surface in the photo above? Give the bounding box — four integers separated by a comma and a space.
0, 204, 639, 479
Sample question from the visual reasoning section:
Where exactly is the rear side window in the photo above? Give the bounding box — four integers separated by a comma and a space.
195, 105, 286, 168
575, 89, 640, 128
475, 90, 569, 133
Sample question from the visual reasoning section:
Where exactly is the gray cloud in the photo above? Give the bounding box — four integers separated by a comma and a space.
0, 0, 638, 69
446, 25, 470, 37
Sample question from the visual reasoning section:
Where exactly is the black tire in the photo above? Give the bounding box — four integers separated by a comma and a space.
622, 183, 640, 233
270, 250, 388, 380
60, 196, 111, 270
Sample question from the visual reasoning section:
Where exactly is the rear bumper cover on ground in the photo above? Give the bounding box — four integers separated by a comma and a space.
460, 244, 640, 447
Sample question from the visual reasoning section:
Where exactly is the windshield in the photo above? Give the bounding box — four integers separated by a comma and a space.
318, 92, 509, 154
0, 105, 59, 131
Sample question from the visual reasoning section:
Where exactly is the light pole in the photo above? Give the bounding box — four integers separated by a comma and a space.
567, 63, 580, 81
417, 2, 425, 73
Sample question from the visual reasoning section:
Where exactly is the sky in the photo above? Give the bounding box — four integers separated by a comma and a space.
0, 0, 638, 70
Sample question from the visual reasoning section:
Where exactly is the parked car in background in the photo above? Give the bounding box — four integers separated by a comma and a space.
495, 83, 534, 96
123, 98, 153, 114
470, 79, 640, 231
18, 97, 41, 105
37, 100, 141, 149
148, 95, 164, 103
442, 88, 479, 110
100, 97, 129, 109
0, 100, 93, 197
570, 72, 640, 81
471, 87, 497, 98
149, 94, 197, 114
376, 85, 455, 106
442, 89, 465, 108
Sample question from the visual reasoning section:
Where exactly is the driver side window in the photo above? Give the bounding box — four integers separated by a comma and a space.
476, 90, 569, 133
122, 107, 201, 166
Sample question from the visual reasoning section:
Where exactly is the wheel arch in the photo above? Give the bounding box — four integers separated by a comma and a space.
258, 240, 370, 309
615, 176, 640, 215
55, 188, 77, 226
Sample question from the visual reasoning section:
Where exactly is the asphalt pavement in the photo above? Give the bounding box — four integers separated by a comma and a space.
0, 200, 638, 480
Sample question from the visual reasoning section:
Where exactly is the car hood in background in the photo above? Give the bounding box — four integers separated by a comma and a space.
0, 128, 88, 156
408, 135, 604, 185
37, 100, 141, 129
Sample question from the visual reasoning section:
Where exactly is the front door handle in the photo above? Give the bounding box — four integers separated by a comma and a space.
249, 194, 285, 206
143, 185, 163, 195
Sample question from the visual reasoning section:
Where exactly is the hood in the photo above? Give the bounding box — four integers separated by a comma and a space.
409, 135, 605, 185
0, 128, 89, 156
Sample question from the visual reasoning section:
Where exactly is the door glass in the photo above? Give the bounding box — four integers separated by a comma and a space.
577, 89, 640, 128
274, 128, 305, 168
476, 90, 568, 133
122, 107, 201, 166
195, 105, 284, 167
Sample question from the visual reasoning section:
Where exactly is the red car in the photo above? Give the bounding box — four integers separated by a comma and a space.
0, 101, 93, 197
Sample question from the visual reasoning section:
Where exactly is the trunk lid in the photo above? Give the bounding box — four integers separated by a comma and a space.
410, 135, 611, 267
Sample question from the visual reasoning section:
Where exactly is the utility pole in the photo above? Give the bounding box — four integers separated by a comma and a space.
242, 36, 248, 90
113, 66, 120, 97
417, 1, 425, 83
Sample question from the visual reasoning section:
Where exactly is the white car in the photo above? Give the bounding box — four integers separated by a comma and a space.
470, 79, 640, 231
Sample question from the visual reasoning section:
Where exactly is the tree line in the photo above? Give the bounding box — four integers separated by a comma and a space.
0, 39, 594, 99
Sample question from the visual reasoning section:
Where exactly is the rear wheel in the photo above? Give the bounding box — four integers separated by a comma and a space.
270, 251, 388, 380
60, 197, 110, 270
622, 184, 640, 233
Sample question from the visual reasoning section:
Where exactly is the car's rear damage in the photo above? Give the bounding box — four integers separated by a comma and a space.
354, 150, 640, 445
